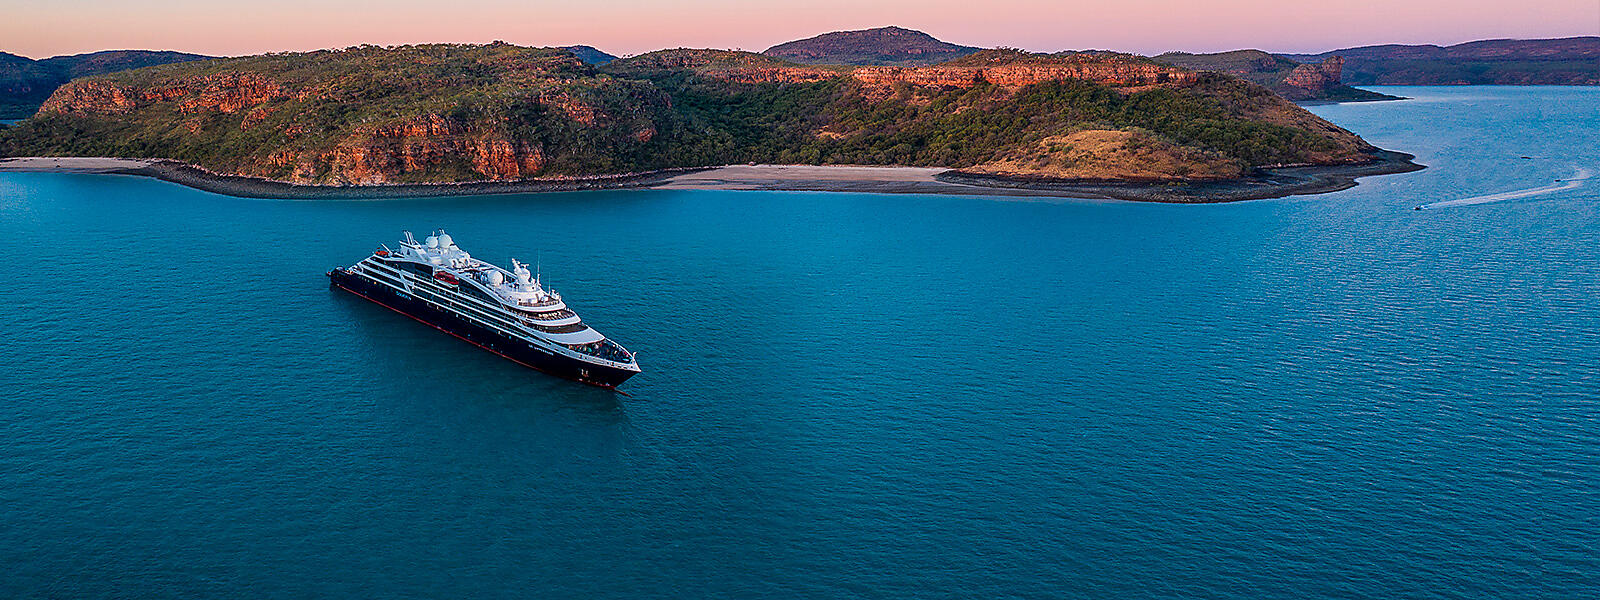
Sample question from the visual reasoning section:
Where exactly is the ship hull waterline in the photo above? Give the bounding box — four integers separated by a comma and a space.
328, 269, 638, 389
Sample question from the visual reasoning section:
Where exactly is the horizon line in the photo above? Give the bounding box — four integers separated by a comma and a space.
6, 33, 1598, 62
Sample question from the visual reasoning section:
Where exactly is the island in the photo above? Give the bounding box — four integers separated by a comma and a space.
0, 42, 1422, 203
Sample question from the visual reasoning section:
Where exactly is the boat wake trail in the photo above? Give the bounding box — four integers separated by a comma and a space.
1416, 166, 1593, 210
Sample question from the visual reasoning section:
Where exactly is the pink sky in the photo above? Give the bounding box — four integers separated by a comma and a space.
5, 0, 1597, 59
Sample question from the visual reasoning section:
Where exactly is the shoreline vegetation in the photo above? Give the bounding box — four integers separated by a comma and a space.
0, 150, 1423, 202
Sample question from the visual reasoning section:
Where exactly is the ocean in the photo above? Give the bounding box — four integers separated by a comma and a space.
1, 86, 1596, 598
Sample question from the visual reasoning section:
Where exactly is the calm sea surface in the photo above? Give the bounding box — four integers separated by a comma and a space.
2, 86, 1597, 598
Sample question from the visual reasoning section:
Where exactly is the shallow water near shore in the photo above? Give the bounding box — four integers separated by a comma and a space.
2, 86, 1597, 598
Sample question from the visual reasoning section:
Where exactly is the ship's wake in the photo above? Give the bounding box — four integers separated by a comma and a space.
1416, 166, 1593, 210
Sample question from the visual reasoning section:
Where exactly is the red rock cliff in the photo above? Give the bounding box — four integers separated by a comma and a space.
852, 62, 1198, 90
40, 73, 286, 116
259, 113, 548, 185
1284, 56, 1343, 92
33, 62, 654, 184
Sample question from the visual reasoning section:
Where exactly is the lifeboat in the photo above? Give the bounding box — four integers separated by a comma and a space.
432, 270, 459, 286
374, 248, 390, 257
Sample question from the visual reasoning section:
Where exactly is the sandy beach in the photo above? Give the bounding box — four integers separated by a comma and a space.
0, 152, 1423, 202
0, 156, 156, 174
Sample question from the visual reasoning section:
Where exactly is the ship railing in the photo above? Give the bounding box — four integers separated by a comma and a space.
521, 309, 576, 321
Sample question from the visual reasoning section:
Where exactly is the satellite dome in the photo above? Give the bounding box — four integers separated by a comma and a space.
438, 233, 454, 248
424, 235, 439, 249
487, 271, 504, 285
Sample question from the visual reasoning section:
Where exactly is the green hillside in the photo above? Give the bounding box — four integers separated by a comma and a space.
3, 43, 1379, 184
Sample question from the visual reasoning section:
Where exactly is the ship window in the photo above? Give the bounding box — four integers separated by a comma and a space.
534, 322, 589, 334
396, 261, 429, 276
567, 340, 632, 362
461, 284, 497, 304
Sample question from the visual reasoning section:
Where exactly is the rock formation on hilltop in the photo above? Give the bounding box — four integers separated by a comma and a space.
763, 26, 980, 66
857, 49, 1198, 90
5, 43, 1384, 186
1282, 56, 1342, 91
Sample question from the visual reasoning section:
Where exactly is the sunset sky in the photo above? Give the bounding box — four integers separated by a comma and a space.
5, 0, 1597, 59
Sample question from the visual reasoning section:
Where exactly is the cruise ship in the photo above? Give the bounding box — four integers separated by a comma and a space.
327, 230, 640, 388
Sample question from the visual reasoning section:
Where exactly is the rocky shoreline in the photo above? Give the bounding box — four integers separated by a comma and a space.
0, 150, 1424, 202
936, 149, 1425, 203
147, 160, 702, 199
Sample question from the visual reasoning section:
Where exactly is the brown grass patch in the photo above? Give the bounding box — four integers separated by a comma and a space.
966, 129, 1244, 181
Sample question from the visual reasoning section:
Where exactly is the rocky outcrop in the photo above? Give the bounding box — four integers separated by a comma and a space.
1284, 57, 1343, 93
985, 62, 1197, 87
851, 61, 1198, 91
176, 73, 286, 114
851, 67, 982, 88
37, 80, 142, 114
538, 90, 603, 126
1155, 50, 1394, 102
261, 113, 547, 184
41, 73, 287, 116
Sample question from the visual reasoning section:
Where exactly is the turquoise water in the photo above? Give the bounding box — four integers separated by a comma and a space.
1, 86, 1597, 598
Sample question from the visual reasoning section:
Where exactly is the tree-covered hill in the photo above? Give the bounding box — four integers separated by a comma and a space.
3, 43, 1380, 184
